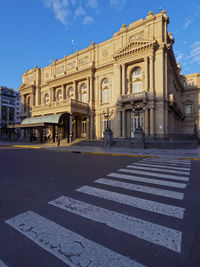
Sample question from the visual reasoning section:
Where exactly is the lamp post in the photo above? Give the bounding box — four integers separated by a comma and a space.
193, 112, 198, 139
102, 108, 113, 130
102, 108, 114, 146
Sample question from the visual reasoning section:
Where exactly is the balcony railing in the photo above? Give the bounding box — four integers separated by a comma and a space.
118, 91, 147, 103
32, 99, 89, 115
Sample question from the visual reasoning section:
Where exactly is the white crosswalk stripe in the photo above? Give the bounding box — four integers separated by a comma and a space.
49, 196, 182, 253
108, 172, 187, 189
5, 158, 191, 265
142, 159, 191, 165
119, 168, 189, 182
95, 178, 184, 200
0, 259, 7, 267
76, 185, 185, 218
132, 162, 190, 171
126, 165, 190, 175
6, 211, 144, 267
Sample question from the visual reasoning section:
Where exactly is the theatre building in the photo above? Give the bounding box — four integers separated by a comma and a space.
17, 10, 200, 142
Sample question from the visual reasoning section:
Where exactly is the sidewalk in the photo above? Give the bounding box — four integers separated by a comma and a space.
1, 140, 200, 160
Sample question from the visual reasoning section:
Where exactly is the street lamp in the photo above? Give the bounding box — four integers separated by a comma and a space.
102, 108, 114, 146
102, 108, 113, 130
193, 112, 198, 138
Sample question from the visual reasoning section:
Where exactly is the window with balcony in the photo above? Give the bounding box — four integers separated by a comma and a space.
102, 78, 109, 103
132, 68, 143, 93
44, 93, 49, 104
80, 83, 88, 103
68, 87, 75, 99
57, 90, 62, 101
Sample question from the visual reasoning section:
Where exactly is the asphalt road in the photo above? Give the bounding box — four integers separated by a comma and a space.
0, 148, 200, 267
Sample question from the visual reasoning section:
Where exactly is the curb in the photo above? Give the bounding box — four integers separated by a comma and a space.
11, 145, 41, 149
1, 144, 200, 160
79, 151, 158, 158
177, 157, 200, 161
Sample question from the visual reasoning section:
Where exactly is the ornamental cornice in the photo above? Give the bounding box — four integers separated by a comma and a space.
95, 62, 114, 71
42, 66, 95, 87
113, 40, 157, 60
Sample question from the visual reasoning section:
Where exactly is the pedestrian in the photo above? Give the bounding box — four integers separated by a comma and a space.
57, 136, 60, 147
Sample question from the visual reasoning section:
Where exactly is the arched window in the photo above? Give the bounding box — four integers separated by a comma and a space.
102, 78, 109, 103
132, 68, 143, 93
80, 83, 88, 103
57, 90, 62, 101
68, 87, 75, 99
44, 93, 49, 104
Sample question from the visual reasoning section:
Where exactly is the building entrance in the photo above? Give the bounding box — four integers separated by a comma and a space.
81, 118, 87, 138
131, 114, 144, 137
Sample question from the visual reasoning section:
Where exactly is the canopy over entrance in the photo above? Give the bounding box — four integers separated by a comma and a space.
8, 113, 70, 128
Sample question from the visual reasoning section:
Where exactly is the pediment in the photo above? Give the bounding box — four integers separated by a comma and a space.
113, 40, 156, 60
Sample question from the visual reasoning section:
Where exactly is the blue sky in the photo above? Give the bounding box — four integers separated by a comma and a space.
0, 0, 200, 91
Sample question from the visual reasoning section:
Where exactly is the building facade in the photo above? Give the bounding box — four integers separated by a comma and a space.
18, 10, 200, 141
0, 86, 21, 136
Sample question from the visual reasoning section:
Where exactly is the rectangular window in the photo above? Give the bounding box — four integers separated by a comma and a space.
185, 104, 192, 115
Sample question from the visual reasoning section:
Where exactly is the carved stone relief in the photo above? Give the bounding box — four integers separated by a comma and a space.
79, 56, 89, 66
102, 49, 108, 57
67, 61, 75, 71
129, 31, 144, 42
56, 65, 64, 75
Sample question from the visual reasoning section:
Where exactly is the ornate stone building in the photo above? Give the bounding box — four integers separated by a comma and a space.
18, 10, 200, 141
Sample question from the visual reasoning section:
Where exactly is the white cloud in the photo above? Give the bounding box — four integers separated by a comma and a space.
175, 50, 184, 63
41, 0, 95, 26
74, 5, 85, 18
184, 16, 194, 29
189, 41, 200, 64
83, 15, 94, 25
183, 8, 200, 29
88, 0, 98, 9
42, 0, 71, 25
109, 0, 126, 10
176, 53, 184, 62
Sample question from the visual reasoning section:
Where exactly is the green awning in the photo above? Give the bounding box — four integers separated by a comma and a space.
22, 114, 63, 125
8, 113, 70, 128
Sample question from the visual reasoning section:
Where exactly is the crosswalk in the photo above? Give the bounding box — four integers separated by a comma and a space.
0, 259, 7, 267
4, 157, 191, 266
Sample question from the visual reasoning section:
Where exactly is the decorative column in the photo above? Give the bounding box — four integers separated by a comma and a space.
87, 77, 90, 102
150, 107, 155, 136
118, 111, 122, 137
145, 56, 149, 91
62, 85, 65, 100
122, 109, 126, 138
144, 108, 149, 135
121, 64, 126, 95
74, 81, 77, 100
50, 88, 53, 103
149, 55, 154, 92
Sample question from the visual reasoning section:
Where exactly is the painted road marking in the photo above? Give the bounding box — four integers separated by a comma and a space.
141, 161, 190, 168
0, 259, 7, 267
49, 196, 182, 253
76, 185, 185, 219
108, 173, 187, 189
95, 178, 184, 200
142, 159, 191, 165
119, 169, 189, 182
133, 163, 190, 171
127, 165, 190, 175
5, 211, 144, 267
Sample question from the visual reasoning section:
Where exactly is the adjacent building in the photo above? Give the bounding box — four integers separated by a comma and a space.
17, 10, 200, 142
0, 86, 21, 136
